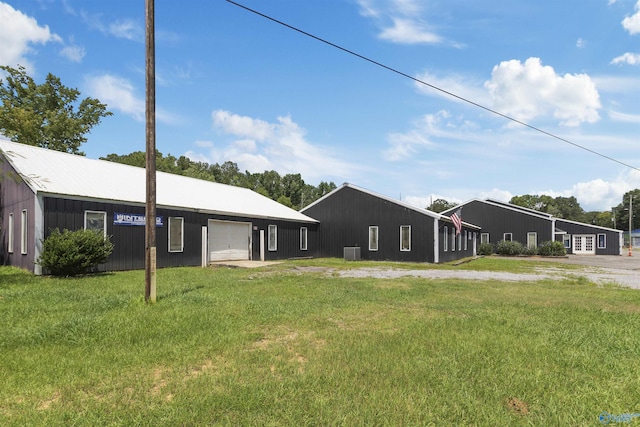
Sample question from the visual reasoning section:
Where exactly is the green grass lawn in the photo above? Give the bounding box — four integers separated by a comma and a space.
1, 258, 639, 426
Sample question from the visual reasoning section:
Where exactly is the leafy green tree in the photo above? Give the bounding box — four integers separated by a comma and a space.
614, 189, 640, 231
427, 198, 456, 213
282, 173, 304, 209
583, 211, 615, 228
510, 194, 555, 212
101, 149, 337, 208
0, 65, 111, 154
553, 196, 584, 221
510, 194, 586, 222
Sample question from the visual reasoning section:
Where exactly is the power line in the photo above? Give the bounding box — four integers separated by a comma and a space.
225, 0, 640, 173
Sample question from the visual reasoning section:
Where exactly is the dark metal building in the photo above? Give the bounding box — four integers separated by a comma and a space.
1, 139, 318, 274
301, 183, 480, 263
443, 199, 623, 255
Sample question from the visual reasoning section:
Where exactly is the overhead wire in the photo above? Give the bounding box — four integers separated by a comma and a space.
226, 0, 639, 173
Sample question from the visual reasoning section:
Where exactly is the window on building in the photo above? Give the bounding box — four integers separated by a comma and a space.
464, 230, 468, 250
481, 233, 489, 244
563, 235, 571, 249
21, 209, 27, 254
451, 228, 456, 252
369, 226, 379, 251
84, 211, 107, 237
268, 225, 277, 251
400, 225, 411, 251
527, 232, 538, 249
457, 231, 462, 250
503, 233, 512, 242
168, 217, 184, 252
8, 213, 14, 254
444, 226, 448, 251
300, 227, 308, 251
597, 234, 606, 249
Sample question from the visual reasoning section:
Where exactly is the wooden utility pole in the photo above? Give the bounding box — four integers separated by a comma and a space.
145, 0, 157, 303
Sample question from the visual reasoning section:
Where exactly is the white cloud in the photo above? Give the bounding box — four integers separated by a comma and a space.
204, 110, 357, 182
484, 57, 601, 126
611, 52, 640, 65
59, 44, 85, 62
414, 70, 490, 106
384, 110, 448, 160
213, 110, 274, 142
86, 74, 144, 121
81, 11, 143, 42
194, 140, 214, 148
0, 2, 62, 70
479, 189, 514, 203
576, 38, 585, 48
592, 75, 640, 93
383, 109, 495, 162
609, 110, 640, 123
108, 19, 143, 41
378, 17, 442, 44
85, 74, 180, 124
622, 0, 640, 34
356, 0, 452, 46
537, 170, 640, 211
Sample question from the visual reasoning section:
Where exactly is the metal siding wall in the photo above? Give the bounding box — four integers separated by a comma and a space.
42, 197, 318, 271
303, 186, 437, 262
555, 220, 621, 255
438, 227, 477, 263
0, 157, 37, 272
462, 201, 553, 246
252, 219, 318, 260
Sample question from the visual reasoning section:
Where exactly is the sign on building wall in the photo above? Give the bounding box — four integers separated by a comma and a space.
114, 213, 163, 226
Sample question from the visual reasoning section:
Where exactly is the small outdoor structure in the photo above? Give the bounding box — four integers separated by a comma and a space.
0, 139, 318, 274
631, 229, 640, 248
301, 183, 480, 263
443, 199, 623, 255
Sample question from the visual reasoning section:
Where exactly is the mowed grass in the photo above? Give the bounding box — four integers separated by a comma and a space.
1, 258, 639, 426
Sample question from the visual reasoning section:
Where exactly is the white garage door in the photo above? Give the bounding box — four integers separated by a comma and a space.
573, 234, 596, 255
208, 220, 251, 261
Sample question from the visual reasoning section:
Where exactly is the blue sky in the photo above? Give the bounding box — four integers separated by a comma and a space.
1, 0, 639, 212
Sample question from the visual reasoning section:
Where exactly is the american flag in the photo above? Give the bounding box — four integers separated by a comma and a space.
450, 209, 462, 235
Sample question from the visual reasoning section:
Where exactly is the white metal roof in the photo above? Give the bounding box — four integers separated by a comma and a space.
0, 138, 317, 223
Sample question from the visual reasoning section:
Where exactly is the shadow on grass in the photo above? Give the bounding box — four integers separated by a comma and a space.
159, 285, 206, 302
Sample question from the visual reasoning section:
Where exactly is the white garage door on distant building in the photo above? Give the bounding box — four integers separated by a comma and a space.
208, 220, 251, 261
573, 234, 596, 255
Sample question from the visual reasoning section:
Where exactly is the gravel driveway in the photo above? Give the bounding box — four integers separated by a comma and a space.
334, 255, 640, 289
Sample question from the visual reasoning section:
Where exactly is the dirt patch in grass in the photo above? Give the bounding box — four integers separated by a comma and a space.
37, 391, 61, 411
506, 397, 530, 415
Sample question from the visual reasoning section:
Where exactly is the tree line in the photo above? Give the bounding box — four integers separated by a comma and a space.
100, 151, 336, 210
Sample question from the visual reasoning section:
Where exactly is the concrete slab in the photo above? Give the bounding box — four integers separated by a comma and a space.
209, 260, 282, 269
528, 253, 640, 271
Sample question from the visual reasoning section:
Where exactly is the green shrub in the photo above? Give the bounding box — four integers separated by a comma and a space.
478, 242, 494, 256
538, 240, 566, 257
523, 245, 538, 256
496, 240, 525, 256
38, 228, 114, 276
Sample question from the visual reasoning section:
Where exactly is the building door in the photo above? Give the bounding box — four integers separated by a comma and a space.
208, 220, 251, 261
573, 234, 596, 255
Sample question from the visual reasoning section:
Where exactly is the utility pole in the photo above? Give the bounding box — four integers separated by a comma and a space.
145, 0, 157, 302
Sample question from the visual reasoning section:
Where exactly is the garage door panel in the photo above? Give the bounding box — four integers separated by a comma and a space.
208, 220, 251, 261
